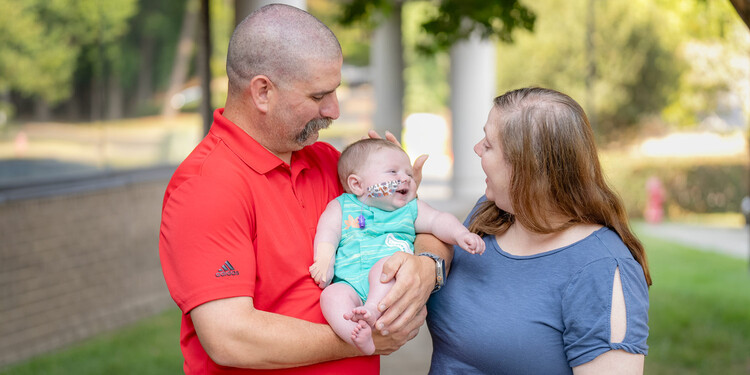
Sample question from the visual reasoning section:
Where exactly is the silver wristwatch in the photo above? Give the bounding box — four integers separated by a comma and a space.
418, 252, 445, 293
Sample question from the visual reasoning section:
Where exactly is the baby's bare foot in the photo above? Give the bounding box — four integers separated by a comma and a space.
351, 320, 375, 355
343, 311, 354, 321
350, 305, 380, 326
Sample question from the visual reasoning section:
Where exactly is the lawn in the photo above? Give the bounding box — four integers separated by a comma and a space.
2, 234, 749, 374
642, 234, 750, 374
0, 308, 184, 375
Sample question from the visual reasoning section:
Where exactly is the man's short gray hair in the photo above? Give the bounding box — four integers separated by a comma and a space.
226, 4, 342, 95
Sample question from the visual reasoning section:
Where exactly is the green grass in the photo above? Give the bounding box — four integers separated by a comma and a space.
2, 235, 749, 374
1, 308, 184, 375
641, 234, 750, 374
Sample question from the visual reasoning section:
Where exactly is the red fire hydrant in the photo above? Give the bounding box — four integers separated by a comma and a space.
644, 176, 664, 224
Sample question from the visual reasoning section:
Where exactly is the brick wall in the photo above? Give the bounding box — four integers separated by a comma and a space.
0, 172, 175, 367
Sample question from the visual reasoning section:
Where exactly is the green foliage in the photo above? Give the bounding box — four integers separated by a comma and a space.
660, 0, 750, 128
639, 234, 750, 374
0, 0, 238, 118
210, 0, 233, 79
402, 2, 450, 113
337, 0, 536, 54
592, 0, 679, 136
337, 0, 393, 30
603, 153, 747, 219
309, 0, 371, 66
0, 0, 137, 103
418, 0, 535, 54
0, 0, 77, 103
118, 0, 186, 92
496, 0, 682, 139
494, 0, 588, 101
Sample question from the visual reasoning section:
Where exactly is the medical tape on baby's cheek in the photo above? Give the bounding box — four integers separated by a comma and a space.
366, 180, 402, 198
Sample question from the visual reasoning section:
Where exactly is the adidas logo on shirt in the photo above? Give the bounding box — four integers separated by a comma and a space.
216, 261, 239, 277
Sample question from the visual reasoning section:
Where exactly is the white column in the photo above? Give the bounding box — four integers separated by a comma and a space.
235, 0, 307, 25
371, 4, 404, 141
450, 34, 496, 201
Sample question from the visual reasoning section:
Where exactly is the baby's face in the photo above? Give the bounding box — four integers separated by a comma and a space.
357, 147, 417, 211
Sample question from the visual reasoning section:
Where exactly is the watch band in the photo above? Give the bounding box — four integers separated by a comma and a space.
418, 252, 445, 293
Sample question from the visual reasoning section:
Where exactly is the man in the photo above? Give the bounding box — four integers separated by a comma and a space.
159, 4, 451, 374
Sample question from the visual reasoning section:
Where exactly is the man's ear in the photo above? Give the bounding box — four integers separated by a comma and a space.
249, 75, 273, 114
347, 174, 365, 196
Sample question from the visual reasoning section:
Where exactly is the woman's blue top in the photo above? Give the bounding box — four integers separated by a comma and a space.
426, 197, 649, 374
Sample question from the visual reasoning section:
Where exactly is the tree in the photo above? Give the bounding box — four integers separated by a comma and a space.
729, 0, 750, 29
337, 0, 536, 54
493, 0, 737, 140
161, 0, 198, 118
0, 0, 78, 104
659, 0, 749, 130
0, 0, 137, 120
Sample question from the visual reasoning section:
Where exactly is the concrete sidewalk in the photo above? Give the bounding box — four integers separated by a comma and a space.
637, 222, 750, 261
381, 329, 433, 374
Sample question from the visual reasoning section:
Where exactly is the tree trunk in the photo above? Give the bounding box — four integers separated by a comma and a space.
91, 76, 104, 122
134, 35, 155, 114
585, 0, 596, 131
107, 73, 124, 119
728, 0, 750, 30
161, 0, 198, 118
33, 98, 51, 122
234, 0, 254, 26
198, 0, 212, 134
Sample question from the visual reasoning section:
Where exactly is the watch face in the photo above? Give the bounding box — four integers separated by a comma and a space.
419, 253, 445, 291
435, 258, 445, 287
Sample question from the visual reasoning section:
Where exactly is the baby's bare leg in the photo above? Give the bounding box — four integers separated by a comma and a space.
350, 320, 374, 355
320, 283, 375, 355
350, 256, 394, 326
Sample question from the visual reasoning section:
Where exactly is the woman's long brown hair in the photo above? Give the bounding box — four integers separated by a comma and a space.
469, 87, 651, 286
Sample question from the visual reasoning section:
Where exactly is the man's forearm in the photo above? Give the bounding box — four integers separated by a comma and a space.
192, 296, 360, 369
415, 233, 454, 273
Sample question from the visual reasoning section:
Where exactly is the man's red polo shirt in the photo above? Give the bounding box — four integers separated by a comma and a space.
159, 109, 378, 374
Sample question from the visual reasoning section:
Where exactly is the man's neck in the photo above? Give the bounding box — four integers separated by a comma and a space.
276, 152, 292, 165
223, 104, 292, 165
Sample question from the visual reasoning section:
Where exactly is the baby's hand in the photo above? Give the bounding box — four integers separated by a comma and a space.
457, 232, 485, 255
309, 259, 332, 289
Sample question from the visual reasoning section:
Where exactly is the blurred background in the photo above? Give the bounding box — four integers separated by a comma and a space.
1, 0, 749, 374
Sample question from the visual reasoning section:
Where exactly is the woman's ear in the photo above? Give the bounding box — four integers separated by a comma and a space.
249, 75, 273, 114
347, 174, 365, 196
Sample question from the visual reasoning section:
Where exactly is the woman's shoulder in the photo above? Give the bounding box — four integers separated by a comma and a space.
587, 226, 637, 259
552, 226, 642, 276
565, 227, 648, 288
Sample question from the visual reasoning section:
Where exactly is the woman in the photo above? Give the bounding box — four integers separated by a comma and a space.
427, 87, 651, 374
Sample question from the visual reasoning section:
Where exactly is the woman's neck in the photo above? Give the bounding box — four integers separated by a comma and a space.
497, 221, 602, 256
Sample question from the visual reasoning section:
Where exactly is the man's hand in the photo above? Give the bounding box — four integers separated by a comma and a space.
373, 252, 436, 335
372, 305, 427, 355
367, 130, 428, 188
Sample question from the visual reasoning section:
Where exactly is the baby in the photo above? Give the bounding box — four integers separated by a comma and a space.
309, 138, 484, 355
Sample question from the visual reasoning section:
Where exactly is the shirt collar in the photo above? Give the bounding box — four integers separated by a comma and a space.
209, 108, 311, 175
